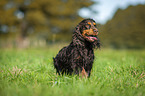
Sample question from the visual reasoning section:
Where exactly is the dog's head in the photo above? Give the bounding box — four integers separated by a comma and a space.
73, 18, 100, 48
79, 19, 99, 42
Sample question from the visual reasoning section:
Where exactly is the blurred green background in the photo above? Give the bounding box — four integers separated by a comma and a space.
0, 1, 145, 96
0, 0, 145, 49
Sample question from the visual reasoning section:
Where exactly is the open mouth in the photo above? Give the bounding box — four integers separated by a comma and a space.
85, 35, 98, 42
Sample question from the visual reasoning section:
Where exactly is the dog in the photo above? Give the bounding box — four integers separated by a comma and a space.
53, 18, 100, 77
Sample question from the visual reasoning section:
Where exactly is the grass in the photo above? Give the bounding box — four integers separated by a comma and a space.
0, 47, 145, 96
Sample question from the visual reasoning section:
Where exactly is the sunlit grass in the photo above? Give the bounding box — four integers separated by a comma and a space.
0, 48, 144, 96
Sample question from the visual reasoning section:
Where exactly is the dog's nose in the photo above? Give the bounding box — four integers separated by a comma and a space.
93, 29, 98, 33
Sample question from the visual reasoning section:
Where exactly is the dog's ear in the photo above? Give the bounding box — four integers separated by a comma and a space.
93, 37, 101, 49
72, 25, 85, 47
74, 25, 81, 34
75, 25, 80, 31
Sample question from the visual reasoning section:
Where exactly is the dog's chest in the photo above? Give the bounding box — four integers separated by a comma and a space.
83, 48, 93, 56
75, 48, 94, 63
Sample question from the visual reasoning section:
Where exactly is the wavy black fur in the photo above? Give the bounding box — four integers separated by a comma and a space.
53, 18, 100, 77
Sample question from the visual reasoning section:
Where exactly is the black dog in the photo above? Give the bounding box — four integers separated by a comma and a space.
53, 19, 100, 77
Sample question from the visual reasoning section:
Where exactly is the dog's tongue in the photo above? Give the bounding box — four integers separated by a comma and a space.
88, 37, 97, 41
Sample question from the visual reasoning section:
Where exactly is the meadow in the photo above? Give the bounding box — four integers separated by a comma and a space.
0, 46, 144, 96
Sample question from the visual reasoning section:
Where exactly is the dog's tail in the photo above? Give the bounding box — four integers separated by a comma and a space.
53, 57, 60, 75
53, 57, 55, 62
53, 57, 56, 70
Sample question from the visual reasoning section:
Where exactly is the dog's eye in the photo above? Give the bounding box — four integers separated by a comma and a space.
85, 24, 91, 29
93, 23, 97, 27
94, 24, 97, 27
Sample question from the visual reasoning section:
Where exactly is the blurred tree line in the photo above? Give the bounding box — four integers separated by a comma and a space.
0, 0, 145, 49
100, 4, 145, 49
0, 0, 96, 48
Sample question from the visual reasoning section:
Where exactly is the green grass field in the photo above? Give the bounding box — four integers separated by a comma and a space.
0, 47, 145, 96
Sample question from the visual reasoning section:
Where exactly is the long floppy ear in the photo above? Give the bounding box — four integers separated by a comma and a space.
93, 36, 101, 49
72, 25, 85, 47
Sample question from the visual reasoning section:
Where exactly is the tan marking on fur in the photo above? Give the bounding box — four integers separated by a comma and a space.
87, 22, 91, 25
93, 22, 96, 25
82, 29, 96, 37
80, 67, 88, 78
